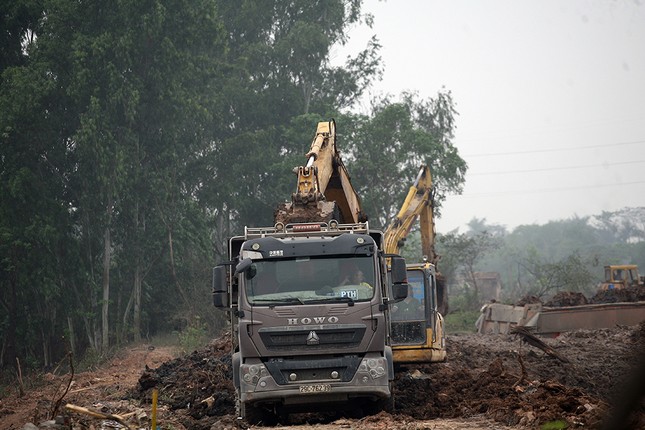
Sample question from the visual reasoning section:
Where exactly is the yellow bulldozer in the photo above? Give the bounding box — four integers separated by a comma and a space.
476, 264, 645, 336
598, 264, 645, 291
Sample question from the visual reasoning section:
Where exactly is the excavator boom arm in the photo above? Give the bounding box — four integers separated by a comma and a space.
384, 166, 438, 265
276, 120, 365, 225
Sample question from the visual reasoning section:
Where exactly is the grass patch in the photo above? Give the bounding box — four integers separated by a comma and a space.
444, 310, 480, 334
176, 318, 210, 354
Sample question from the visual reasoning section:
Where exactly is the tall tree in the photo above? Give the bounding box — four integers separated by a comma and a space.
341, 90, 466, 228
201, 0, 382, 235
517, 250, 596, 298
438, 231, 500, 308
1, 0, 229, 357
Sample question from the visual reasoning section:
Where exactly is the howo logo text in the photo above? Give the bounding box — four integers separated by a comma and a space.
287, 316, 339, 325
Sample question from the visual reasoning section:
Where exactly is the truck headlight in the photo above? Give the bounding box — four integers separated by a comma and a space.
240, 363, 268, 387
359, 357, 387, 379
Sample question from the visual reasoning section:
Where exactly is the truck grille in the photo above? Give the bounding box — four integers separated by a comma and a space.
265, 355, 362, 384
258, 324, 366, 351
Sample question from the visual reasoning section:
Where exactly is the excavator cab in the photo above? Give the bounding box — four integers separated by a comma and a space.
388, 263, 446, 363
390, 269, 428, 343
384, 166, 447, 364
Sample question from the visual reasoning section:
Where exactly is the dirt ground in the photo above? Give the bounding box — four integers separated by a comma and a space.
2, 319, 644, 430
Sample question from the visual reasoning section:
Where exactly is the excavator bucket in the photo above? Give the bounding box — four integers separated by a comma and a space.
274, 200, 340, 224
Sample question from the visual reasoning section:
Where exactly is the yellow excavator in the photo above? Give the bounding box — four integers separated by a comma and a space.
215, 120, 412, 422
274, 124, 446, 364
384, 165, 447, 364
274, 119, 367, 225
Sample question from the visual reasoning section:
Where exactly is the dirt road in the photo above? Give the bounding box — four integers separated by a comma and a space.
2, 323, 644, 429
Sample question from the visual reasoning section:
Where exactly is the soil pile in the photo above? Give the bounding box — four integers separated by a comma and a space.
517, 286, 645, 307
589, 285, 645, 304
133, 323, 645, 429
273, 201, 341, 225
544, 291, 587, 307
4, 322, 643, 429
398, 323, 644, 428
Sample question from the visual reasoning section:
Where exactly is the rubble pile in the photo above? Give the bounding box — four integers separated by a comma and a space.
4, 322, 643, 429
132, 323, 645, 428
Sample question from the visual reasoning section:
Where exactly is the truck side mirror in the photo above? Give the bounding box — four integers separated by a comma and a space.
391, 283, 408, 301
390, 256, 409, 301
235, 258, 253, 274
390, 256, 407, 284
212, 265, 229, 308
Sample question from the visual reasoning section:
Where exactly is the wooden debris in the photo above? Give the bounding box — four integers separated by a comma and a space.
51, 352, 74, 419
64, 404, 134, 429
511, 326, 570, 363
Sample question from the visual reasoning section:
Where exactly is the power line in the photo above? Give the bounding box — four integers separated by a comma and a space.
468, 159, 645, 176
452, 180, 645, 197
457, 114, 645, 143
463, 139, 645, 158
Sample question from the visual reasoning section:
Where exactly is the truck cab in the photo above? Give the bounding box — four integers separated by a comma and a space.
213, 221, 408, 424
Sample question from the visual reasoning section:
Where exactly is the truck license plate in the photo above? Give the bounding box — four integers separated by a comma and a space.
299, 384, 331, 393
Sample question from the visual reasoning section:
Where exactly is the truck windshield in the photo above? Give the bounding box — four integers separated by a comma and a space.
245, 255, 376, 305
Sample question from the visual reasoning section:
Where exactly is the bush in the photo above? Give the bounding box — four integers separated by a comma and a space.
444, 310, 480, 334
176, 318, 209, 353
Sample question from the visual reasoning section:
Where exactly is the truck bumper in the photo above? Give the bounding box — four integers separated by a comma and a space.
238, 352, 391, 406
242, 384, 390, 405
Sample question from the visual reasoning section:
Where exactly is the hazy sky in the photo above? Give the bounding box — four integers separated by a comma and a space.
333, 0, 645, 233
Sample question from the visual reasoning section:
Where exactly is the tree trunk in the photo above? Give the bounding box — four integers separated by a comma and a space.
101, 224, 111, 353
120, 286, 134, 342
70, 279, 98, 353
41, 328, 50, 368
80, 209, 100, 353
5, 261, 18, 369
133, 264, 142, 342
168, 228, 190, 308
67, 316, 76, 357
132, 199, 142, 342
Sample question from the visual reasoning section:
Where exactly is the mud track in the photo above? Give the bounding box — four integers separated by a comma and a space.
3, 323, 643, 429
132, 322, 644, 429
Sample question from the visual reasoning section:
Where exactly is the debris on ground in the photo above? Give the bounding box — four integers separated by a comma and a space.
3, 323, 644, 429
509, 326, 570, 363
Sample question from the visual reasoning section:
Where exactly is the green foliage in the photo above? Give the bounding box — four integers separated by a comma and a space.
438, 230, 500, 306
340, 90, 466, 228
177, 319, 209, 354
440, 214, 645, 305
517, 250, 597, 298
447, 284, 481, 313
444, 311, 480, 334
76, 348, 105, 373
540, 420, 568, 430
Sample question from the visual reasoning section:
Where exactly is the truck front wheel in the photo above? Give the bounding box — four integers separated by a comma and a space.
242, 402, 278, 426
364, 394, 395, 415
